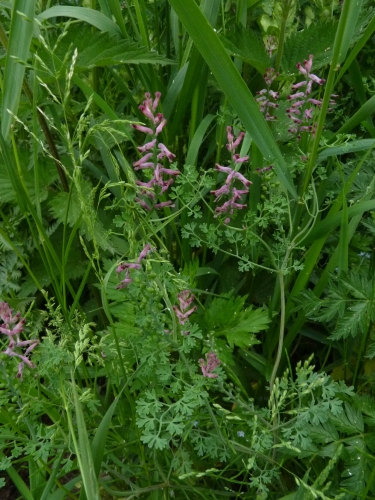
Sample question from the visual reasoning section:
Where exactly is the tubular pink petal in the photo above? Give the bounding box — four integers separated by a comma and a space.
132, 123, 154, 135
153, 91, 161, 110
133, 152, 153, 167
308, 73, 325, 85
291, 81, 307, 89
137, 139, 156, 152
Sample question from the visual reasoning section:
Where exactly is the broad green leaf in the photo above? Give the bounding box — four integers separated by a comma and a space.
38, 6, 121, 36
219, 27, 270, 74
167, 0, 297, 198
282, 21, 337, 74
1, 0, 36, 139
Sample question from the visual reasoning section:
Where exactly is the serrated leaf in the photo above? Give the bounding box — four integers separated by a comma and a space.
40, 25, 173, 73
219, 27, 270, 74
282, 21, 337, 74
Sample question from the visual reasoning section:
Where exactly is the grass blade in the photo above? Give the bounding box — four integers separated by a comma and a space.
38, 6, 121, 35
1, 0, 36, 139
167, 0, 297, 198
70, 373, 101, 500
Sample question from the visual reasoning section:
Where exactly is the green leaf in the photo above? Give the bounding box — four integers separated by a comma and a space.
282, 21, 337, 74
167, 0, 297, 198
219, 27, 270, 74
38, 6, 121, 36
71, 374, 101, 500
1, 0, 36, 139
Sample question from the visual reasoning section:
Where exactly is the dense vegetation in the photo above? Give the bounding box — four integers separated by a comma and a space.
1, 0, 375, 498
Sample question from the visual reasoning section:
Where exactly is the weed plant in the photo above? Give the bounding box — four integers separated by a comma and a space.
0, 0, 375, 498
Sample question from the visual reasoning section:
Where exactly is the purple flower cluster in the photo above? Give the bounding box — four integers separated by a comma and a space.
287, 54, 336, 139
132, 92, 179, 211
173, 290, 197, 326
116, 243, 154, 289
256, 68, 280, 121
211, 127, 251, 224
199, 351, 221, 379
0, 302, 39, 380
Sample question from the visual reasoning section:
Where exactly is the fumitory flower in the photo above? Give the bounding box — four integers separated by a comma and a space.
0, 302, 39, 380
286, 54, 337, 139
173, 290, 197, 326
132, 92, 179, 211
211, 126, 251, 224
256, 68, 280, 121
117, 243, 155, 289
199, 351, 221, 378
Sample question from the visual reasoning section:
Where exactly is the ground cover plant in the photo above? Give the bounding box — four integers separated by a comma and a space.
1, 0, 375, 498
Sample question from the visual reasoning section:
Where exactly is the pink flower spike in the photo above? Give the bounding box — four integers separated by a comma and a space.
137, 139, 156, 152
133, 152, 153, 168
138, 244, 154, 262
157, 143, 176, 162
199, 351, 221, 378
153, 91, 161, 110
177, 290, 195, 310
155, 118, 167, 135
132, 123, 154, 135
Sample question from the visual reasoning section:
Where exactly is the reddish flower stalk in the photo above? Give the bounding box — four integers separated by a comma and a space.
117, 244, 155, 289
0, 302, 39, 380
211, 127, 251, 224
199, 351, 221, 378
132, 92, 179, 211
173, 290, 197, 326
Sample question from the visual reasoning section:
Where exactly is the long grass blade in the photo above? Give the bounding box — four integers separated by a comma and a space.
38, 6, 121, 35
1, 0, 36, 139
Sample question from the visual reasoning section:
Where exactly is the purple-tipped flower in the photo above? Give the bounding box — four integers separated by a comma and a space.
117, 244, 155, 289
199, 351, 221, 379
132, 92, 180, 211
173, 290, 197, 326
0, 302, 39, 380
286, 55, 335, 140
256, 68, 280, 120
210, 127, 251, 224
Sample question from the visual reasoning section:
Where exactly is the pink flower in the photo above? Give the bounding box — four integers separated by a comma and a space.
117, 244, 155, 289
199, 351, 221, 378
173, 290, 197, 326
0, 302, 38, 380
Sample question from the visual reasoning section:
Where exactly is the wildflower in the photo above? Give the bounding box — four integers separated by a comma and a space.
117, 244, 155, 289
237, 430, 245, 438
173, 290, 197, 326
210, 126, 251, 224
132, 92, 180, 211
199, 351, 221, 378
256, 68, 280, 121
286, 54, 337, 140
0, 302, 39, 380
